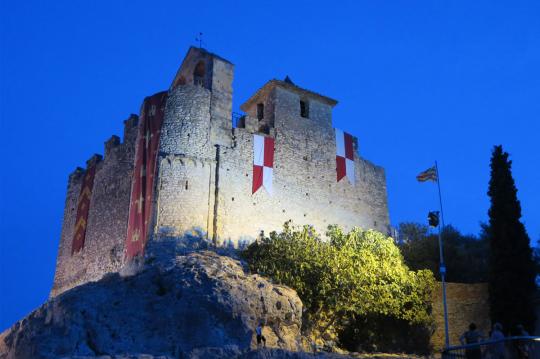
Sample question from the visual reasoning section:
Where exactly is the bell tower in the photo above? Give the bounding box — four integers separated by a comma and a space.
170, 46, 234, 148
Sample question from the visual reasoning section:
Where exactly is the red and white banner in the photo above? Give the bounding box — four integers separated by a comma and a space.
252, 134, 274, 194
336, 129, 355, 184
125, 91, 168, 259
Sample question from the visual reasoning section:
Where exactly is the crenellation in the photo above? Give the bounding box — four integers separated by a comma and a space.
123, 114, 139, 143
87, 153, 103, 167
68, 167, 85, 185
104, 135, 120, 157
52, 47, 391, 297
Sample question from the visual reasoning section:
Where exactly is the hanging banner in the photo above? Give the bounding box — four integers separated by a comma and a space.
252, 134, 274, 194
336, 129, 355, 184
72, 157, 100, 254
125, 91, 168, 259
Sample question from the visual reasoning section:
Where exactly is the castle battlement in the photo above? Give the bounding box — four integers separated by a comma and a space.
51, 46, 390, 297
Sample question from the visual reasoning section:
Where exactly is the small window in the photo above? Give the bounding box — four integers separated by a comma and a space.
300, 100, 309, 118
193, 61, 206, 87
257, 103, 264, 120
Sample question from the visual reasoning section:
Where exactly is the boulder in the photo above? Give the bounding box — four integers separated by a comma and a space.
0, 251, 303, 359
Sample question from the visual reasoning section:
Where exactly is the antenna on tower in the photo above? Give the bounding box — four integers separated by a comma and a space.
195, 32, 204, 49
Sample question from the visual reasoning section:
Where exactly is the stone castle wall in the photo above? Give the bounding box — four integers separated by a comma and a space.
431, 282, 491, 351
51, 116, 139, 296
154, 79, 390, 247
214, 123, 389, 245
155, 85, 214, 241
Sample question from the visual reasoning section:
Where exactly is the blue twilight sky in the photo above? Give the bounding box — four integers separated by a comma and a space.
1, 1, 539, 330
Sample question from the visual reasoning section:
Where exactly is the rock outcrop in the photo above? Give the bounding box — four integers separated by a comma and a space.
0, 251, 303, 359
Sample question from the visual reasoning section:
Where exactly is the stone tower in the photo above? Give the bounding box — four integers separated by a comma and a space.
51, 47, 390, 296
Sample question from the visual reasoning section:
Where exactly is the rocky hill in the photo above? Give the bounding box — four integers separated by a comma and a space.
0, 251, 306, 358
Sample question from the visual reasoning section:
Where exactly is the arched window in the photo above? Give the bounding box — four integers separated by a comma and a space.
193, 61, 206, 87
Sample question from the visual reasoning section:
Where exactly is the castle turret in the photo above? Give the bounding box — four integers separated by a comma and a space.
240, 77, 337, 134
167, 47, 234, 150
153, 47, 235, 245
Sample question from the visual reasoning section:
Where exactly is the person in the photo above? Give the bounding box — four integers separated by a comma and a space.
459, 323, 483, 359
516, 324, 530, 337
256, 322, 266, 348
515, 324, 530, 358
490, 322, 505, 359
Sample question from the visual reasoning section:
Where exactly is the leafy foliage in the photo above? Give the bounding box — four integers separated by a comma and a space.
487, 145, 536, 334
399, 223, 489, 283
242, 222, 435, 352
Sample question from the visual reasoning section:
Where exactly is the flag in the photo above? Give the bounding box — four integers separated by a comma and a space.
336, 129, 355, 184
72, 156, 100, 254
252, 134, 274, 194
416, 166, 438, 182
125, 91, 168, 259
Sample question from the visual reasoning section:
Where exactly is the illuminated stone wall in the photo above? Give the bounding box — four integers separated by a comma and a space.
51, 116, 139, 296
154, 53, 390, 246
214, 115, 389, 244
431, 282, 491, 351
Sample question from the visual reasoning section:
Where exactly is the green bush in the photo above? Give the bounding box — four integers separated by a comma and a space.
242, 222, 435, 353
338, 313, 432, 354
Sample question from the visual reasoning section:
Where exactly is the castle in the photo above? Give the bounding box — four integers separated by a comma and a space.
51, 47, 390, 297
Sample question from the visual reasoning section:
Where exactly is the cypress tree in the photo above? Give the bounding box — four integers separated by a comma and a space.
487, 145, 536, 334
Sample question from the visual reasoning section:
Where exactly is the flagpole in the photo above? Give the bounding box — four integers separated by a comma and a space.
435, 161, 446, 228
435, 161, 450, 348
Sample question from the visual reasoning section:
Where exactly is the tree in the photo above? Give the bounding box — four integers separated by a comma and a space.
399, 223, 489, 283
533, 238, 540, 285
487, 145, 536, 334
242, 222, 435, 352
398, 222, 429, 243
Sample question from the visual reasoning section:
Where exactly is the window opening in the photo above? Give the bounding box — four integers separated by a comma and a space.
300, 100, 309, 118
193, 61, 205, 87
257, 103, 264, 120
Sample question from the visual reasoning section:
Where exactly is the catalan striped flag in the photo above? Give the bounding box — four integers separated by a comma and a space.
416, 166, 438, 182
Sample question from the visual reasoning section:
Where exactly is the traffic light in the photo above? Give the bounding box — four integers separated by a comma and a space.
428, 211, 440, 227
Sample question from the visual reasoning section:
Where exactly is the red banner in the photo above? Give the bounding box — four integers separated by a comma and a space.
72, 158, 99, 254
125, 92, 168, 259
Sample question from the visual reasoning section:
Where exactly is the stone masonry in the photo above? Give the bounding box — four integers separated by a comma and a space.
431, 283, 491, 351
51, 47, 390, 296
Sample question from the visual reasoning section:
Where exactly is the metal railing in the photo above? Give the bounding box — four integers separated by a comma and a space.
442, 336, 540, 359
